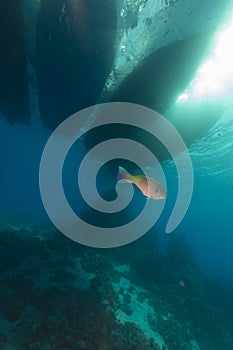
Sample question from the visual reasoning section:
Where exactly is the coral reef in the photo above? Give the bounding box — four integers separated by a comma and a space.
0, 222, 233, 349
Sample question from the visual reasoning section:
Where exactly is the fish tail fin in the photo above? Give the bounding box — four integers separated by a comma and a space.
117, 166, 132, 182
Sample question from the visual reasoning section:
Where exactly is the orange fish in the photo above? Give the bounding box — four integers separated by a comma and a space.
117, 166, 166, 200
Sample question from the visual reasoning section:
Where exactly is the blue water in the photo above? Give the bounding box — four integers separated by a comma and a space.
1, 1, 233, 349
178, 111, 233, 280
1, 103, 233, 349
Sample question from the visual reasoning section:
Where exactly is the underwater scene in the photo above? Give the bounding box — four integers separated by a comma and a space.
0, 0, 233, 349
